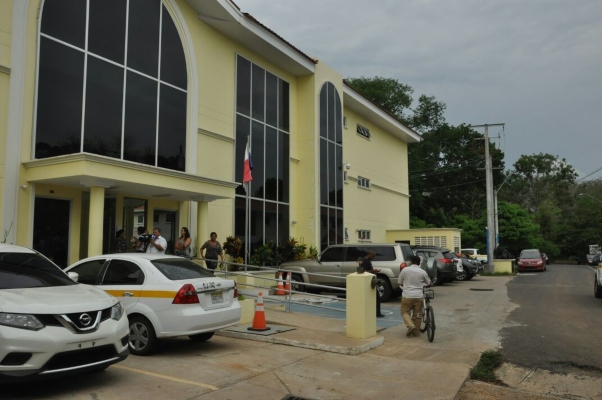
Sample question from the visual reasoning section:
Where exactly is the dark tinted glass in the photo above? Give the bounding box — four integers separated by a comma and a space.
103, 260, 144, 284
335, 93, 342, 144
236, 56, 251, 116
264, 127, 278, 201
84, 56, 124, 158
236, 115, 250, 196
41, 0, 86, 48
128, 0, 160, 77
336, 209, 343, 245
401, 245, 414, 260
124, 71, 157, 166
320, 139, 328, 204
328, 207, 337, 246
160, 5, 187, 90
319, 84, 327, 138
278, 132, 289, 202
345, 246, 363, 261
250, 199, 264, 254
278, 80, 289, 131
0, 252, 75, 289
251, 122, 264, 198
277, 204, 289, 245
152, 258, 215, 280
70, 260, 105, 285
265, 72, 278, 127
320, 206, 328, 250
335, 144, 343, 207
265, 201, 277, 244
327, 83, 335, 141
158, 84, 186, 171
88, 0, 126, 63
372, 247, 396, 261
251, 64, 265, 122
35, 37, 84, 159
328, 141, 336, 206
321, 247, 344, 262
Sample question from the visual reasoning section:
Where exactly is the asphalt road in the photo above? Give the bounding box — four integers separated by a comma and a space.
500, 263, 602, 376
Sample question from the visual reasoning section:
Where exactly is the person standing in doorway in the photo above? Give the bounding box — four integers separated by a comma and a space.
114, 229, 127, 253
174, 227, 192, 258
200, 232, 224, 270
398, 255, 431, 337
360, 250, 385, 318
147, 227, 167, 255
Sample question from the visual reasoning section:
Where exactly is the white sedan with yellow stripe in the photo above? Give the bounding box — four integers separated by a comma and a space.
65, 254, 241, 356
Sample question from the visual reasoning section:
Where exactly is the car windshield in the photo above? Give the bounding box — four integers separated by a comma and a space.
0, 252, 76, 289
151, 259, 216, 280
521, 251, 540, 259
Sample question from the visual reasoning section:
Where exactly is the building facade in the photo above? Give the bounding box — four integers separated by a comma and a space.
0, 0, 421, 267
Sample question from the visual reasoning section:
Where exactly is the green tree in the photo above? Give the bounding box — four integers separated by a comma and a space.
408, 94, 447, 134
345, 76, 413, 122
408, 124, 505, 224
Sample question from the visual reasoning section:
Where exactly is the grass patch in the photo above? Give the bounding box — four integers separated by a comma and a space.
470, 349, 504, 383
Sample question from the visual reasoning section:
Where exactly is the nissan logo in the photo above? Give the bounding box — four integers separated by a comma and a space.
79, 313, 92, 326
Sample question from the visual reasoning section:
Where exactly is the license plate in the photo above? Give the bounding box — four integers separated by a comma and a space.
456, 263, 463, 272
211, 291, 224, 304
68, 339, 102, 351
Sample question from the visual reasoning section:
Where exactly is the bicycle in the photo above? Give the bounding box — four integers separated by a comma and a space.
420, 287, 436, 342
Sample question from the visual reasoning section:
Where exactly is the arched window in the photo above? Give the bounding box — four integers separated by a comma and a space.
35, 0, 187, 171
319, 82, 343, 250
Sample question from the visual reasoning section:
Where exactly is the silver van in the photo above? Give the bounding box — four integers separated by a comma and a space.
279, 243, 426, 302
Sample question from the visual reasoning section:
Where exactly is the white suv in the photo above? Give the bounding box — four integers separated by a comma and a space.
0, 244, 129, 382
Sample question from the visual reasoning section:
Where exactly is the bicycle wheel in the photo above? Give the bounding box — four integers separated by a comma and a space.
425, 306, 435, 342
419, 301, 428, 333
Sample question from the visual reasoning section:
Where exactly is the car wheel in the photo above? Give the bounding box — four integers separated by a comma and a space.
595, 278, 602, 299
455, 269, 467, 281
377, 278, 392, 302
189, 332, 215, 342
129, 316, 158, 356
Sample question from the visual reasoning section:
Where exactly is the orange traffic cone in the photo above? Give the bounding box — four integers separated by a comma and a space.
247, 292, 271, 331
284, 274, 291, 294
275, 272, 286, 295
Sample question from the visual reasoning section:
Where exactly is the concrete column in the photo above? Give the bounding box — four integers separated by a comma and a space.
197, 201, 208, 259
88, 186, 105, 256
346, 272, 377, 339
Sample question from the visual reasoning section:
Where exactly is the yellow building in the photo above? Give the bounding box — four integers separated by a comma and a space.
0, 0, 421, 267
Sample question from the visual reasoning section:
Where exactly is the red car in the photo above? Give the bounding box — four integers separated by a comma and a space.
517, 249, 546, 272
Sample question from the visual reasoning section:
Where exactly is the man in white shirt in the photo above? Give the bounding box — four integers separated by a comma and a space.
398, 255, 431, 337
147, 227, 167, 255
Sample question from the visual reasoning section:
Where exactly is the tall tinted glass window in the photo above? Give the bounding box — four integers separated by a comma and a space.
235, 55, 290, 254
36, 0, 187, 172
319, 82, 343, 250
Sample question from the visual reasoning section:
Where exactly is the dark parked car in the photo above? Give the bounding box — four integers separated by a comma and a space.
455, 254, 480, 281
411, 246, 462, 285
517, 249, 546, 272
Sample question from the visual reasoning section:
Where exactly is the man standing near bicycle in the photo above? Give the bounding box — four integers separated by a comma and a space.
398, 255, 431, 337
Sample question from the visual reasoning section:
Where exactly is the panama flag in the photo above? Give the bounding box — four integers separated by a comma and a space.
243, 137, 253, 192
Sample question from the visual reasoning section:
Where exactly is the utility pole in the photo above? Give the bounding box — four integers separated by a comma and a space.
469, 123, 505, 273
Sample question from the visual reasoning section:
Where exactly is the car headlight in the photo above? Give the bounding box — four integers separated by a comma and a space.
0, 313, 44, 331
110, 302, 125, 321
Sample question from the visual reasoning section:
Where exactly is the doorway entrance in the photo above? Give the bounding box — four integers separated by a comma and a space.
33, 197, 70, 268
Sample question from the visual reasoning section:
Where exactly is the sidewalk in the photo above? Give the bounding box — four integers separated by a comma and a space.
217, 276, 515, 399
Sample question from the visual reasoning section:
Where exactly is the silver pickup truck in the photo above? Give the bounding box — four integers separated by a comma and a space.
278, 243, 432, 302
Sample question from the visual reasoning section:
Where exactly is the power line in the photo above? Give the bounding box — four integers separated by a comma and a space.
409, 178, 486, 192
577, 166, 602, 182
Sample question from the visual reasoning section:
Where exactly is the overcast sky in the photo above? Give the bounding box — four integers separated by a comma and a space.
234, 0, 602, 180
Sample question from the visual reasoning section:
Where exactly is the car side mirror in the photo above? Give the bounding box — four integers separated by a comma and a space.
67, 271, 79, 282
